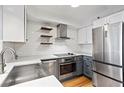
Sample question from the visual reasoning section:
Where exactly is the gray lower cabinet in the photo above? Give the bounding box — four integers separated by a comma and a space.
76, 56, 83, 76
83, 56, 93, 78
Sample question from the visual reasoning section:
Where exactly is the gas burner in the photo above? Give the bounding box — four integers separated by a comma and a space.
68, 53, 74, 55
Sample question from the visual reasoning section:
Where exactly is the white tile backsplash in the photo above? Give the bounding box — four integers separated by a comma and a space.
78, 44, 92, 54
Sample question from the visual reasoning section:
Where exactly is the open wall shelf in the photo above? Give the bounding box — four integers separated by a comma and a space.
40, 27, 53, 31
40, 43, 53, 45
40, 35, 53, 38
40, 26, 54, 45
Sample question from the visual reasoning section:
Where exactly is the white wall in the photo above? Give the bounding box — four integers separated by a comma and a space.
11, 20, 80, 56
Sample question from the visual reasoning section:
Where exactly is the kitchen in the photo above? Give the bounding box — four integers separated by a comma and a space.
0, 5, 124, 87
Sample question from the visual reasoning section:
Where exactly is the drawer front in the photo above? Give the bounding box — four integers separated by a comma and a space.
93, 72, 123, 87
93, 61, 123, 81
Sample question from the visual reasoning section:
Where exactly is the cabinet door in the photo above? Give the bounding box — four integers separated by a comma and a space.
0, 6, 2, 40
82, 28, 87, 44
78, 26, 92, 44
93, 17, 107, 28
0, 40, 2, 52
86, 26, 92, 44
76, 60, 83, 76
83, 60, 92, 78
83, 56, 93, 78
78, 28, 87, 44
108, 11, 124, 24
3, 5, 25, 42
0, 6, 2, 52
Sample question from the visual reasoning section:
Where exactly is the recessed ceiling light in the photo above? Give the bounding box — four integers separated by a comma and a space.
71, 4, 80, 8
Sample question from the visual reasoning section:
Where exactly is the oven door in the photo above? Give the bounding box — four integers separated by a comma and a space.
59, 62, 76, 80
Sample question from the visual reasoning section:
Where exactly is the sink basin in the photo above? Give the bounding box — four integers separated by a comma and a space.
1, 63, 50, 87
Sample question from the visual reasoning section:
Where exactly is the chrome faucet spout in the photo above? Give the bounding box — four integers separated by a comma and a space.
0, 47, 17, 74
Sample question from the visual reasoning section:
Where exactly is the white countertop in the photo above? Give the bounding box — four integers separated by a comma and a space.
75, 52, 92, 57
11, 75, 63, 87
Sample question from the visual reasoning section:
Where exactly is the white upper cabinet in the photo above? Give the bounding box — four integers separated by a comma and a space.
3, 5, 26, 42
107, 11, 124, 24
0, 6, 3, 52
78, 26, 92, 44
0, 40, 2, 52
93, 10, 124, 29
0, 6, 2, 40
86, 26, 92, 44
93, 17, 107, 28
78, 28, 86, 44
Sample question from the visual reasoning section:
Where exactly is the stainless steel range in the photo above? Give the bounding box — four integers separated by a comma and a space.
55, 53, 83, 81
59, 57, 77, 80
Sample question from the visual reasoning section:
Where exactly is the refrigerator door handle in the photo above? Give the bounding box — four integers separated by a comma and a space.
104, 24, 108, 38
104, 31, 108, 37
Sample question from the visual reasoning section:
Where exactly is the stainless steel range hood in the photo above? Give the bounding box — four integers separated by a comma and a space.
56, 24, 70, 39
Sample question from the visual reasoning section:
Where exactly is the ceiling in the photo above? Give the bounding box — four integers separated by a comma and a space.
27, 5, 124, 28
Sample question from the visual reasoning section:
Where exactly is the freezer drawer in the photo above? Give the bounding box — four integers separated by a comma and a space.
93, 72, 123, 87
93, 61, 123, 81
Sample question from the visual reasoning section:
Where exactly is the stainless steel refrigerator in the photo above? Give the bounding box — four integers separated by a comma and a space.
92, 22, 124, 87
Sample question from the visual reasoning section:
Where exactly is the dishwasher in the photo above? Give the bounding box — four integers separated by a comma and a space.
41, 59, 59, 79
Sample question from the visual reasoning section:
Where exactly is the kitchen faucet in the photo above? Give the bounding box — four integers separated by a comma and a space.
0, 47, 18, 74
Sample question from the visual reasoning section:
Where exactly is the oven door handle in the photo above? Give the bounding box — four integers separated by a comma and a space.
60, 62, 76, 65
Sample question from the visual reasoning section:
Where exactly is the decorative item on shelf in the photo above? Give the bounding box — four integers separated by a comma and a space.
40, 27, 53, 31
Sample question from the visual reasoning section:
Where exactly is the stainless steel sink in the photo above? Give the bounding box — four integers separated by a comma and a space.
1, 63, 50, 87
